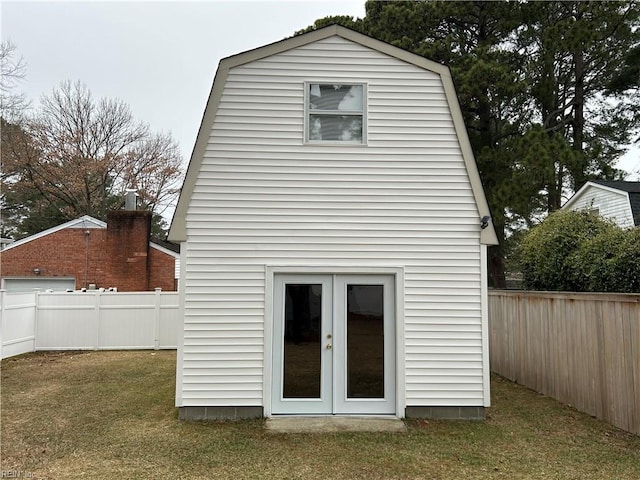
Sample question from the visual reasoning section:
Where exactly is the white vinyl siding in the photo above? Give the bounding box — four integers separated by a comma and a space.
181, 36, 484, 408
566, 185, 634, 228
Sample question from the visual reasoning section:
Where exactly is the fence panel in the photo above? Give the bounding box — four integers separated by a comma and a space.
489, 290, 640, 436
159, 292, 180, 348
0, 291, 37, 359
98, 292, 158, 349
36, 293, 97, 350
1, 290, 180, 359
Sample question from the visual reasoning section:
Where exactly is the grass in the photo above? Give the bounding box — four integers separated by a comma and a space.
1, 351, 639, 479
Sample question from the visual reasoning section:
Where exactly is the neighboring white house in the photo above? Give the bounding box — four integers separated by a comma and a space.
562, 180, 640, 228
168, 25, 498, 420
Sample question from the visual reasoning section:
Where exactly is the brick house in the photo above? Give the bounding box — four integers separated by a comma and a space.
0, 211, 179, 292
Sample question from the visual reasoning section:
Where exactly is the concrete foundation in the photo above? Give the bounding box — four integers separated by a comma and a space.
179, 406, 485, 421
179, 406, 263, 421
405, 406, 485, 420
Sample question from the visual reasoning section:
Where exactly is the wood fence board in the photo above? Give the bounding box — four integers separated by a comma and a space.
489, 290, 640, 436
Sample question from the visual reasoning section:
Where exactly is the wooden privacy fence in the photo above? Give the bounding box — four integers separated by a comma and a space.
0, 290, 180, 360
489, 290, 640, 436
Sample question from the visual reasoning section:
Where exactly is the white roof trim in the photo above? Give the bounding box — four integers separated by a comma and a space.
3, 214, 179, 257
150, 242, 179, 258
2, 215, 106, 252
168, 24, 498, 245
563, 181, 629, 209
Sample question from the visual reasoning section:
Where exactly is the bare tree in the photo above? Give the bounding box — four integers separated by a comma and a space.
2, 80, 183, 237
0, 40, 29, 120
120, 132, 183, 216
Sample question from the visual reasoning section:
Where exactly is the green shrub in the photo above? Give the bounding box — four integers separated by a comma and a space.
608, 228, 640, 292
568, 228, 627, 292
518, 210, 618, 291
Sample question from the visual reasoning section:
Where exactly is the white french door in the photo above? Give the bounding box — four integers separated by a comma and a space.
271, 274, 395, 415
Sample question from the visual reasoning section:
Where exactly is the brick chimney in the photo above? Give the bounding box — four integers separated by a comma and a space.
105, 193, 152, 291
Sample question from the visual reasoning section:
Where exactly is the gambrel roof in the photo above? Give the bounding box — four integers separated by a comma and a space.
169, 24, 498, 245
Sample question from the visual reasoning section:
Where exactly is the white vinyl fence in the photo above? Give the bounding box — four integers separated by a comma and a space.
0, 291, 37, 359
0, 290, 179, 360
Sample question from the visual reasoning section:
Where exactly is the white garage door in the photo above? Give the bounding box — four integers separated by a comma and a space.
2, 277, 76, 292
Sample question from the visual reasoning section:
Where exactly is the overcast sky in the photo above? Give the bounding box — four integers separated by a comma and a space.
1, 1, 365, 163
2, 0, 637, 193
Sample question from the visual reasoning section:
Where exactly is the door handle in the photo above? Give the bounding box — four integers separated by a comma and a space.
326, 344, 332, 350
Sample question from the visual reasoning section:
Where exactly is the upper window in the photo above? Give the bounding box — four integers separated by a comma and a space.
306, 83, 365, 143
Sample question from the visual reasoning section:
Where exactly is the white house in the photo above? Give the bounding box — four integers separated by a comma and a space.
168, 25, 498, 420
563, 180, 640, 228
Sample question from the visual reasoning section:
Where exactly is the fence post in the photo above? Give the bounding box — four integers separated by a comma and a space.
94, 291, 101, 350
154, 288, 162, 350
0, 290, 5, 360
33, 290, 39, 352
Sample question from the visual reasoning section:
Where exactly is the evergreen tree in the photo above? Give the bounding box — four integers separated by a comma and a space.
302, 1, 640, 286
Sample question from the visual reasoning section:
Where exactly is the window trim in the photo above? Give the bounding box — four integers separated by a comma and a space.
304, 82, 367, 145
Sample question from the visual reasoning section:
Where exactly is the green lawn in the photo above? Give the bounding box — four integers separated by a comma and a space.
1, 350, 639, 479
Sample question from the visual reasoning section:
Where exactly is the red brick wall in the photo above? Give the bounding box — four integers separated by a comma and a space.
105, 211, 151, 291
0, 214, 177, 291
149, 247, 176, 291
0, 228, 109, 289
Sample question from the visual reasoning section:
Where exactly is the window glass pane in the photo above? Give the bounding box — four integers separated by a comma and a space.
309, 84, 363, 111
309, 115, 362, 142
283, 284, 322, 398
346, 284, 384, 399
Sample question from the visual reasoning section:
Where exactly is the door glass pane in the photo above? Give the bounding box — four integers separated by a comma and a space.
346, 285, 384, 398
283, 284, 322, 398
